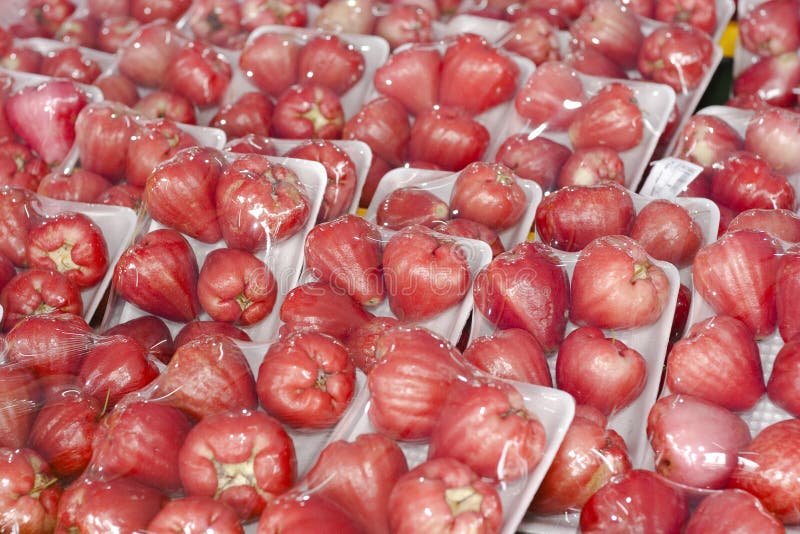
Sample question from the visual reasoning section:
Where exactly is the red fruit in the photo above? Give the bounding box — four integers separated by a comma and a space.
342, 96, 410, 166
40, 46, 101, 84
133, 90, 198, 125
534, 182, 635, 252
654, 0, 717, 34
629, 199, 703, 268
439, 33, 520, 116
3, 313, 92, 376
449, 161, 526, 231
145, 146, 225, 243
428, 377, 547, 481
155, 335, 258, 420
744, 106, 800, 175
186, 0, 243, 49
112, 228, 201, 323
671, 113, 743, 170
0, 268, 84, 332
284, 139, 358, 223
126, 119, 200, 188
164, 41, 232, 108
514, 61, 586, 131
692, 229, 782, 339
297, 34, 365, 95
174, 320, 251, 348
638, 23, 715, 92
568, 82, 644, 152
368, 325, 467, 440
382, 225, 471, 322
374, 3, 434, 50
256, 331, 356, 429
777, 243, 800, 342
767, 337, 800, 416
197, 248, 277, 326
224, 134, 279, 156
259, 494, 365, 533
647, 394, 751, 490
304, 214, 385, 306
178, 409, 297, 520
501, 14, 561, 65
240, 0, 308, 29
387, 458, 502, 533
37, 168, 112, 203
564, 46, 630, 79
56, 476, 166, 533
494, 133, 573, 191
303, 433, 408, 534
556, 326, 647, 416
345, 315, 401, 373
95, 183, 143, 211
531, 412, 631, 515
373, 46, 441, 116
739, 0, 800, 57
130, 0, 192, 22
733, 51, 800, 108
729, 418, 800, 523
27, 211, 109, 288
711, 151, 795, 213
579, 469, 689, 532
147, 496, 244, 534
557, 146, 626, 188
103, 315, 175, 365
0, 141, 48, 190
0, 447, 61, 534
376, 187, 450, 230
96, 16, 140, 54
685, 489, 786, 534
215, 154, 311, 250
432, 218, 505, 257
0, 365, 38, 449
210, 91, 273, 139
463, 327, 552, 385
271, 83, 345, 139
728, 208, 800, 242
5, 79, 88, 166
569, 0, 644, 70
407, 106, 490, 171
74, 102, 136, 181
472, 241, 570, 353
570, 235, 672, 330
279, 281, 372, 342
239, 32, 301, 98
91, 400, 192, 492
79, 335, 159, 406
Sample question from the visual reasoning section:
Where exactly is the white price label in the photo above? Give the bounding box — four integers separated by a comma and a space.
639, 158, 704, 199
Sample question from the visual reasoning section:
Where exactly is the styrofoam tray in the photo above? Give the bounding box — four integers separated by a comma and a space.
298, 224, 493, 347
365, 166, 542, 252
102, 156, 327, 342
325, 377, 576, 534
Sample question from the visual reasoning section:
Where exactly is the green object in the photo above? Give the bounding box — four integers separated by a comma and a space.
697, 57, 734, 110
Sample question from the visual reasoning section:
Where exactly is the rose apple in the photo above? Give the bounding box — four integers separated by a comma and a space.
257, 331, 356, 429
215, 154, 311, 250
501, 14, 560, 65
279, 281, 372, 342
745, 107, 800, 175
637, 23, 715, 92
739, 0, 800, 57
692, 229, 781, 338
374, 3, 434, 50
303, 214, 385, 306
556, 326, 647, 416
382, 225, 470, 322
178, 409, 296, 520
494, 133, 573, 191
0, 365, 37, 449
40, 46, 102, 84
145, 145, 225, 243
568, 82, 644, 152
147, 496, 243, 534
373, 46, 441, 117
36, 168, 111, 203
368, 325, 467, 440
685, 489, 785, 534
130, 0, 192, 22
112, 228, 201, 323
671, 113, 743, 170
0, 186, 37, 267
530, 411, 631, 515
463, 328, 552, 386
711, 151, 795, 213
654, 0, 717, 34
407, 106, 490, 171
0, 448, 61, 534
96, 17, 140, 54
647, 394, 751, 489
514, 60, 586, 131
345, 315, 402, 374
728, 208, 800, 243
271, 83, 345, 139
428, 377, 547, 481
557, 146, 626, 188
569, 0, 644, 69
297, 34, 365, 95
777, 243, 800, 342
534, 182, 635, 252
3, 313, 92, 376
186, 0, 243, 49
432, 218, 505, 257
0, 268, 83, 332
126, 119, 200, 188
90, 400, 191, 492
767, 337, 800, 416
629, 199, 703, 268
376, 187, 450, 230
154, 335, 258, 421
197, 247, 278, 326
472, 241, 570, 352
665, 314, 765, 411
303, 432, 409, 534
164, 41, 231, 108
241, 0, 308, 29
0, 141, 48, 191
257, 492, 364, 533
74, 102, 136, 181
570, 235, 671, 330
173, 320, 251, 348
733, 52, 800, 108
449, 161, 526, 231
134, 90, 198, 124
239, 32, 301, 98
342, 96, 410, 166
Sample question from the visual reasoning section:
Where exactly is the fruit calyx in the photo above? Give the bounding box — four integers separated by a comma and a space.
445, 485, 484, 516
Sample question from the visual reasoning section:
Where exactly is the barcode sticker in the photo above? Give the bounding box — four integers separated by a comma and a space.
640, 158, 704, 199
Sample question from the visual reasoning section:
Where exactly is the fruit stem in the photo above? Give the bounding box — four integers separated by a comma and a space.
445, 486, 483, 516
